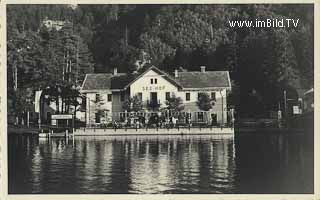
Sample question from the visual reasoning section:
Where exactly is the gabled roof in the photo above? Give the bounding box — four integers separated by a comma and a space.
174, 71, 231, 90
111, 74, 136, 90
81, 73, 113, 91
123, 66, 182, 89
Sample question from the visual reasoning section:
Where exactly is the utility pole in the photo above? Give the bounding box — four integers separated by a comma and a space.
125, 24, 128, 47
27, 111, 30, 128
283, 90, 287, 119
76, 37, 79, 84
14, 64, 17, 91
220, 90, 224, 126
88, 96, 90, 127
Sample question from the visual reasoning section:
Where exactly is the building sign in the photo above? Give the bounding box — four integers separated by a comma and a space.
34, 90, 42, 113
292, 106, 301, 114
142, 86, 165, 91
277, 110, 282, 120
52, 114, 73, 119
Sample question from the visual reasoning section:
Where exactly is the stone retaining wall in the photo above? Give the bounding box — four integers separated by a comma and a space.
74, 127, 234, 136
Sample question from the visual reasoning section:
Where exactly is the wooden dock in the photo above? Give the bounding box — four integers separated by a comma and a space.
39, 132, 73, 138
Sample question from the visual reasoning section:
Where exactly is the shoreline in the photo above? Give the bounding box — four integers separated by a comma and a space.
7, 125, 310, 136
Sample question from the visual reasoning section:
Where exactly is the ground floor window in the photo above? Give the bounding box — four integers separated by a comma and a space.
211, 113, 217, 125
107, 94, 112, 102
197, 112, 204, 122
137, 92, 142, 101
95, 112, 101, 123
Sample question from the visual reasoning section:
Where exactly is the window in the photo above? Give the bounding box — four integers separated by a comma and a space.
151, 78, 153, 84
107, 94, 112, 102
186, 93, 190, 101
211, 113, 217, 125
120, 93, 125, 101
154, 78, 157, 84
96, 93, 100, 101
166, 92, 170, 100
95, 113, 101, 123
137, 92, 142, 101
211, 92, 216, 101
198, 112, 204, 122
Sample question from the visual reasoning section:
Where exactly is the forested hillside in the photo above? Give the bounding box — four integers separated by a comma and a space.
7, 4, 314, 119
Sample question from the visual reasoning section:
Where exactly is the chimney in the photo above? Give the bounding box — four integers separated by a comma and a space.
174, 69, 178, 78
200, 66, 206, 73
113, 68, 118, 76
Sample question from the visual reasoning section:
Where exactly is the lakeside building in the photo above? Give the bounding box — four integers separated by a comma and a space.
80, 66, 232, 127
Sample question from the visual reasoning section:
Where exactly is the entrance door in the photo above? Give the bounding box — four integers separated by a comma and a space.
150, 92, 158, 104
211, 113, 217, 126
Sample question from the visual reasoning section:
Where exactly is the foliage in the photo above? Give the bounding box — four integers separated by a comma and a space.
122, 95, 143, 112
6, 4, 314, 118
91, 93, 106, 115
165, 93, 184, 112
197, 92, 214, 111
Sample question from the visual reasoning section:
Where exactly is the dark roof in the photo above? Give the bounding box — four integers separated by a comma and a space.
174, 71, 231, 89
81, 67, 231, 91
81, 73, 113, 91
111, 74, 136, 90
81, 73, 136, 91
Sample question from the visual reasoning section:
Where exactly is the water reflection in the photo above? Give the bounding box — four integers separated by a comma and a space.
8, 133, 313, 194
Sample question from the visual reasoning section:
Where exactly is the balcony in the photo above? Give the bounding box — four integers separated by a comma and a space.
146, 99, 161, 110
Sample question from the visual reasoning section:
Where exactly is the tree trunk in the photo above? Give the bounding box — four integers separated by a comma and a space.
56, 95, 59, 114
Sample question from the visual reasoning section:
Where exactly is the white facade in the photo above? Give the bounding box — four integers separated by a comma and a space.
81, 66, 231, 127
86, 90, 113, 125
130, 70, 179, 105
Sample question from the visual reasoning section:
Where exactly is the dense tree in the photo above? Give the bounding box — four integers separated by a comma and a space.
197, 93, 214, 111
122, 95, 143, 112
7, 4, 314, 120
165, 94, 184, 112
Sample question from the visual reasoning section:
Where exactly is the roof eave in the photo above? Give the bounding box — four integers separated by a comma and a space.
181, 86, 231, 91
123, 66, 182, 89
80, 89, 112, 93
80, 74, 89, 91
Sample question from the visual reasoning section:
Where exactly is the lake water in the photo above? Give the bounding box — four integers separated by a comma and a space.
8, 132, 313, 194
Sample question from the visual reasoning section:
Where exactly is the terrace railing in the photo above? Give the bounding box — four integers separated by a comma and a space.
85, 110, 235, 129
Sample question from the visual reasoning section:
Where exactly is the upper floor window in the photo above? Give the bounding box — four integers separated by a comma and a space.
151, 78, 153, 84
186, 93, 190, 101
107, 94, 112, 102
96, 93, 100, 101
211, 92, 216, 101
154, 78, 158, 84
